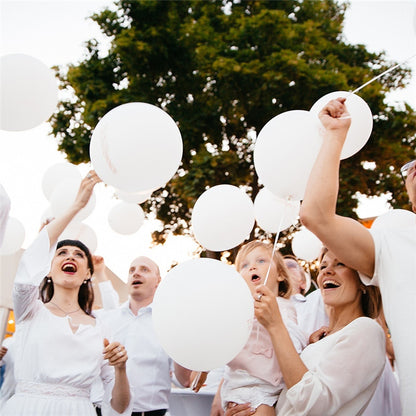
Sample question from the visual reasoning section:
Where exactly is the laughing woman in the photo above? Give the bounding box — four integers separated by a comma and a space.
2, 171, 131, 416
225, 248, 386, 416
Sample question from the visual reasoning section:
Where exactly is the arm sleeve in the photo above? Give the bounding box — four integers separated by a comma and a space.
98, 281, 120, 310
281, 319, 385, 416
12, 228, 56, 323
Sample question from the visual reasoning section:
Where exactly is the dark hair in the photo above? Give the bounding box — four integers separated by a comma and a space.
318, 247, 382, 319
235, 240, 292, 298
39, 239, 95, 315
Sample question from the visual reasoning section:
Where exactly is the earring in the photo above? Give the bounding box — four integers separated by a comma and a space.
362, 288, 367, 294
83, 280, 88, 284
47, 277, 52, 283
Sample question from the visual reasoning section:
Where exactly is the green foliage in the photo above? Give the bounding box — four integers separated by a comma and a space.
50, 0, 416, 250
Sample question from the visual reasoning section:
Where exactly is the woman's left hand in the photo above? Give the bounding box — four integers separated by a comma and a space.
103, 338, 128, 369
254, 285, 282, 331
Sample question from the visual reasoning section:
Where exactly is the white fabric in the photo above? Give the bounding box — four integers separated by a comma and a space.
276, 317, 385, 416
99, 280, 120, 310
0, 184, 11, 246
0, 336, 16, 410
359, 209, 416, 415
2, 229, 132, 416
99, 301, 172, 412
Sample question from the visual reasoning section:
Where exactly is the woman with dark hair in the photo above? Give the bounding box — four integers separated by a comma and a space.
224, 248, 386, 416
2, 171, 131, 416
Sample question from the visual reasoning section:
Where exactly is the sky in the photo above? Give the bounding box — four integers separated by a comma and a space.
0, 0, 415, 280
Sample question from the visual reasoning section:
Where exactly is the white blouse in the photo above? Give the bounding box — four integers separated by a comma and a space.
276, 317, 385, 416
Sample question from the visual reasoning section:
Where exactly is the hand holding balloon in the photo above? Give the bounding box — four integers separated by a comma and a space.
318, 97, 351, 136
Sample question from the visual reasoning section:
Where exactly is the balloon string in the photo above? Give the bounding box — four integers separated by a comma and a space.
347, 53, 416, 97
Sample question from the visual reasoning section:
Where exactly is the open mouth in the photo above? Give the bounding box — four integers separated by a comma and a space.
251, 274, 261, 283
132, 279, 143, 286
322, 280, 340, 289
62, 262, 77, 274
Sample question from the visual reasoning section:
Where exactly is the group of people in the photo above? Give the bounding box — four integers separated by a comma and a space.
0, 97, 414, 415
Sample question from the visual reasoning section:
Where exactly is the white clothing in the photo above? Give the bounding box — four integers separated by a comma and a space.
291, 290, 329, 336
223, 298, 307, 410
0, 336, 16, 410
99, 280, 120, 310
359, 209, 416, 415
2, 229, 131, 416
0, 184, 11, 246
99, 301, 172, 412
276, 317, 385, 416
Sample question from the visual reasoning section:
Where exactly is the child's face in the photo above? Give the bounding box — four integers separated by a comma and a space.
238, 246, 280, 295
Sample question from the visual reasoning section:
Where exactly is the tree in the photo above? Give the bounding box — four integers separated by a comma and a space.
50, 0, 416, 252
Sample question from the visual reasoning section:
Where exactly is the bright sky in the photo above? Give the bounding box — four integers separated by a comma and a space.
0, 0, 415, 280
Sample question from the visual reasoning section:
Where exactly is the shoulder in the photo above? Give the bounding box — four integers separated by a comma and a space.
343, 317, 384, 341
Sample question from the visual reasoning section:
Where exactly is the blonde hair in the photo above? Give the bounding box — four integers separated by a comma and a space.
235, 240, 292, 298
318, 247, 382, 318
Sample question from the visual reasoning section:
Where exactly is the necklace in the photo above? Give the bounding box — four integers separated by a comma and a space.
49, 301, 81, 316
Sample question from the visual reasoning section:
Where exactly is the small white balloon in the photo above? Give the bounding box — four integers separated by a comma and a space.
309, 91, 373, 159
292, 227, 323, 262
50, 179, 96, 222
108, 202, 145, 235
152, 258, 254, 371
191, 185, 255, 251
59, 222, 98, 253
90, 102, 183, 193
254, 110, 322, 201
0, 217, 25, 256
0, 54, 59, 131
42, 163, 82, 200
115, 189, 152, 204
254, 189, 300, 233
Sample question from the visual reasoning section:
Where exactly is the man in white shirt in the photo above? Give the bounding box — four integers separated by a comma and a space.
300, 97, 416, 415
99, 256, 192, 416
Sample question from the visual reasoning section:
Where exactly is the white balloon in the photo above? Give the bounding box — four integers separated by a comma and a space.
42, 163, 82, 200
291, 227, 323, 262
309, 91, 373, 159
152, 258, 254, 371
50, 179, 96, 222
0, 217, 25, 255
191, 185, 255, 251
253, 110, 322, 201
0, 54, 59, 131
371, 209, 416, 230
90, 102, 183, 193
108, 202, 145, 235
59, 222, 98, 253
254, 188, 300, 233
115, 189, 152, 204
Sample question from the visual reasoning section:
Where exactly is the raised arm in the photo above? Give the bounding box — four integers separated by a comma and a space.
45, 171, 100, 246
300, 98, 375, 277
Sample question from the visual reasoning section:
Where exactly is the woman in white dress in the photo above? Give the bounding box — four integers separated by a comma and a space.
224, 248, 386, 416
2, 171, 131, 416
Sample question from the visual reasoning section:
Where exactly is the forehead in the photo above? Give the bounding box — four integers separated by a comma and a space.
284, 259, 299, 268
56, 245, 84, 253
129, 257, 157, 271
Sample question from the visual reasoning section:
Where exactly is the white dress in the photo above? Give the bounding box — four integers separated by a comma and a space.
276, 317, 385, 416
2, 229, 131, 416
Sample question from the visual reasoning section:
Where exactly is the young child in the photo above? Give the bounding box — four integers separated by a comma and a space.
221, 240, 307, 415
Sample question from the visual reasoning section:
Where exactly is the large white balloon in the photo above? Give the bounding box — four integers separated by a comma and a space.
371, 209, 416, 230
309, 91, 373, 159
50, 179, 96, 222
90, 102, 183, 193
253, 110, 322, 201
108, 202, 145, 235
59, 222, 98, 253
291, 227, 323, 262
152, 258, 254, 371
191, 185, 255, 251
115, 189, 152, 204
42, 163, 82, 200
254, 188, 300, 233
0, 217, 25, 256
0, 54, 59, 131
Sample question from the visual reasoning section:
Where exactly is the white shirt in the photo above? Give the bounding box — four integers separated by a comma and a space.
276, 317, 385, 416
359, 209, 416, 415
100, 301, 172, 412
0, 184, 11, 246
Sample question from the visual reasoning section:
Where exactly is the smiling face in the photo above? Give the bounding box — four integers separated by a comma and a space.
49, 245, 91, 289
237, 245, 282, 296
127, 256, 161, 303
317, 250, 364, 314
